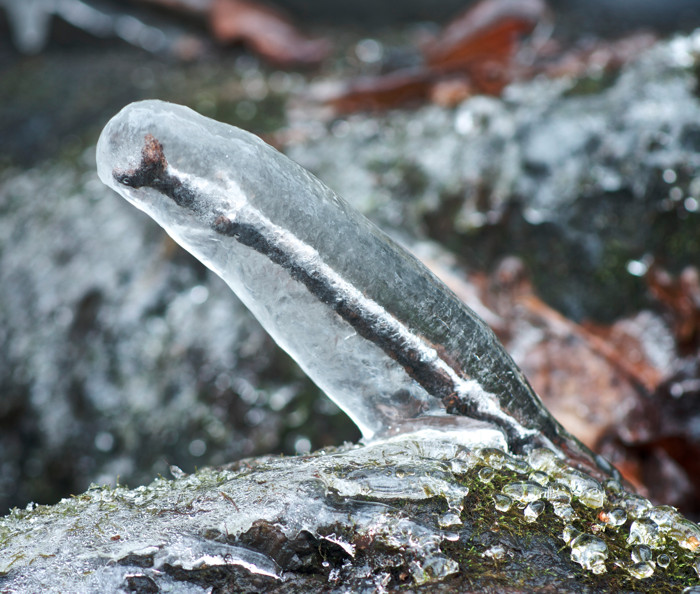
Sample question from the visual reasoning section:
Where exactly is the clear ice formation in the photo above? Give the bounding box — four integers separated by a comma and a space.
96, 100, 611, 476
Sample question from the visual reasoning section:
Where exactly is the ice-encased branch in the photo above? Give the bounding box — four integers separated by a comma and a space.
96, 100, 613, 477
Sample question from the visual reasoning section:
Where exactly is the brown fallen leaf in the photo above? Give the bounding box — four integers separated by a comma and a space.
598, 355, 700, 518
327, 0, 546, 113
423, 0, 547, 71
209, 0, 330, 65
426, 254, 700, 511
324, 0, 655, 113
646, 264, 700, 352
326, 68, 442, 114
140, 0, 330, 65
484, 259, 699, 517
483, 257, 670, 448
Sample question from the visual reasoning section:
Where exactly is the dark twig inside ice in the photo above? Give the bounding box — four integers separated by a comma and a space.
100, 100, 616, 481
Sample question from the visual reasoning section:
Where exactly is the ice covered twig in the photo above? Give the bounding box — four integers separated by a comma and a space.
97, 100, 613, 478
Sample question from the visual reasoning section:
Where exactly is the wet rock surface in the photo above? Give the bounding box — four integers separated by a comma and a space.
2, 435, 699, 592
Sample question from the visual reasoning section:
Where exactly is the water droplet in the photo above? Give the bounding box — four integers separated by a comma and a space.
503, 457, 531, 474
562, 525, 581, 544
94, 431, 114, 452
493, 493, 512, 512
628, 561, 655, 579
627, 519, 660, 547
355, 38, 384, 64
189, 284, 209, 304
663, 169, 678, 184
646, 505, 682, 529
188, 439, 207, 457
528, 448, 559, 473
482, 544, 506, 560
556, 469, 604, 508
294, 436, 311, 455
631, 544, 652, 563
410, 555, 459, 584
626, 259, 648, 277
524, 500, 545, 523
599, 507, 627, 527
552, 502, 576, 521
546, 484, 572, 503
479, 448, 506, 469
450, 459, 471, 474
478, 467, 495, 483
604, 479, 623, 494
619, 494, 652, 519
529, 471, 549, 486
502, 481, 545, 503
170, 465, 186, 479
656, 553, 671, 569
666, 518, 700, 551
570, 534, 608, 574
438, 512, 462, 528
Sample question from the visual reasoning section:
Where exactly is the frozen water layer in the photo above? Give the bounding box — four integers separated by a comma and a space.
96, 100, 606, 471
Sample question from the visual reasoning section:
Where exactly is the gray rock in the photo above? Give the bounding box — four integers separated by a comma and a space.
2, 435, 699, 592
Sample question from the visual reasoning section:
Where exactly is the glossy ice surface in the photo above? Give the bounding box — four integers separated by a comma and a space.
96, 100, 604, 472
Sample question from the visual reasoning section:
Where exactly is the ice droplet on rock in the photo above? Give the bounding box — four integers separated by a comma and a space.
628, 561, 655, 579
570, 533, 608, 574
523, 500, 545, 522
631, 544, 652, 563
502, 481, 545, 503
493, 493, 513, 512
627, 519, 661, 548
657, 553, 671, 569
96, 100, 611, 472
599, 507, 627, 527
